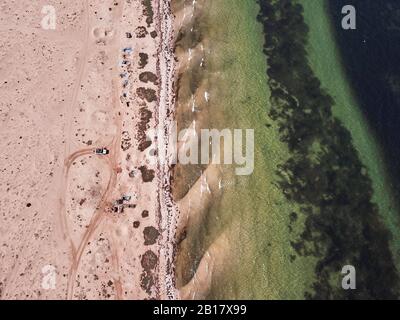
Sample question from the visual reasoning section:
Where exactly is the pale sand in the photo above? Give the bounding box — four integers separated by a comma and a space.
0, 0, 179, 300
0, 0, 225, 300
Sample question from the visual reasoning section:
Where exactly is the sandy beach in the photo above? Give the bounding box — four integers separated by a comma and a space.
0, 0, 179, 300
1, 0, 225, 301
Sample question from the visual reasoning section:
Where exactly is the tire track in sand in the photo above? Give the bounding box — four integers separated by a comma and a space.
66, 80, 122, 300
57, 0, 90, 273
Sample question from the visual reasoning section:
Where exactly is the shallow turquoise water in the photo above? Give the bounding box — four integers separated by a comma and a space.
174, 0, 315, 299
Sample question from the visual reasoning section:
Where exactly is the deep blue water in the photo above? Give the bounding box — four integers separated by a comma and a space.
328, 0, 400, 195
